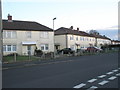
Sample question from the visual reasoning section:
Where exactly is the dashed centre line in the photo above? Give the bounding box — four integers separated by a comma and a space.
112, 70, 118, 72
98, 75, 106, 78
73, 68, 119, 88
108, 76, 117, 80
89, 86, 98, 89
106, 72, 114, 75
73, 83, 86, 88
116, 73, 120, 76
87, 79, 97, 83
98, 80, 109, 85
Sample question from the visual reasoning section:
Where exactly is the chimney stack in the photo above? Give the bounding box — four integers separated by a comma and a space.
70, 26, 73, 30
77, 28, 79, 31
8, 14, 12, 22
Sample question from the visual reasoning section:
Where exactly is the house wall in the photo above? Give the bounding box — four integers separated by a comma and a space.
55, 34, 111, 51
55, 34, 96, 51
67, 34, 96, 51
97, 38, 111, 47
54, 35, 66, 50
3, 30, 54, 55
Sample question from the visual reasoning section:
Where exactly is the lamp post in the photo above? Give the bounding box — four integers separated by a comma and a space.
53, 17, 56, 30
53, 17, 56, 58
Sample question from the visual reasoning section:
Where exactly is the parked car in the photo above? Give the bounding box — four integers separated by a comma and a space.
86, 47, 102, 52
58, 48, 75, 54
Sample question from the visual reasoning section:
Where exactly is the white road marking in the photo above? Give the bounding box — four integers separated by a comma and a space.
106, 72, 114, 75
87, 79, 97, 83
73, 83, 86, 88
98, 80, 109, 85
108, 76, 117, 80
98, 75, 106, 78
116, 73, 120, 76
89, 86, 98, 89
112, 70, 118, 72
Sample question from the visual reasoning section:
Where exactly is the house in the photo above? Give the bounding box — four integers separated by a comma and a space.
90, 34, 111, 47
54, 27, 96, 51
111, 40, 120, 45
54, 26, 111, 51
3, 15, 54, 56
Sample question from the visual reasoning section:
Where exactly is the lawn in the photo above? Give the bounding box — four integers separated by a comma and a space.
3, 55, 39, 63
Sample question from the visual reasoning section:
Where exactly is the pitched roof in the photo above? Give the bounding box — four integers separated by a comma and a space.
2, 20, 53, 31
90, 34, 111, 40
55, 27, 93, 37
55, 27, 111, 40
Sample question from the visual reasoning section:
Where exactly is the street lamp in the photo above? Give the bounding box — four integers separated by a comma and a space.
53, 17, 56, 58
53, 17, 56, 30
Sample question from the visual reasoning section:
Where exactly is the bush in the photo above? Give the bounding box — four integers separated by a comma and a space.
34, 49, 43, 57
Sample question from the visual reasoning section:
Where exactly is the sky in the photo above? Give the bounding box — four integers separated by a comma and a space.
1, 0, 119, 40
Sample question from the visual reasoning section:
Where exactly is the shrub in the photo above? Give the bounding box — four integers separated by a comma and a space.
34, 49, 43, 57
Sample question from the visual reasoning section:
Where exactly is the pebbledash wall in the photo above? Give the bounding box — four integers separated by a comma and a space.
3, 15, 54, 56
55, 27, 111, 51
3, 31, 54, 56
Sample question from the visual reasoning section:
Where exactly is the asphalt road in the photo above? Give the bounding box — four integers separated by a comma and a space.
2, 52, 120, 88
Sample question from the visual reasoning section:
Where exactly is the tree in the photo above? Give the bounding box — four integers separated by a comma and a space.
89, 30, 99, 35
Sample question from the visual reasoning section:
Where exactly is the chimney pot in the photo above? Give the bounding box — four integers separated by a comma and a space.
70, 26, 73, 30
77, 28, 79, 31
8, 14, 12, 22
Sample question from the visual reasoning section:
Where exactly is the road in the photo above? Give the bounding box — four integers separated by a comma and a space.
2, 52, 120, 88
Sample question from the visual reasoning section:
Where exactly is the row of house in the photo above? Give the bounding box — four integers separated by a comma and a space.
2, 15, 119, 56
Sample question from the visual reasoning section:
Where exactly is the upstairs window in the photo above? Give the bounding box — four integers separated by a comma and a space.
26, 31, 31, 38
70, 35, 74, 40
40, 32, 49, 38
3, 31, 17, 38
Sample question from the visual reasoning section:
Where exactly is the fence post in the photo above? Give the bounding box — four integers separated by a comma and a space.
14, 53, 16, 62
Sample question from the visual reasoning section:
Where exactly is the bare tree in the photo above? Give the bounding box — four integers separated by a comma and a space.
89, 30, 99, 35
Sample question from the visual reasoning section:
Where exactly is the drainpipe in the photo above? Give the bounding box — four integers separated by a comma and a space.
66, 34, 68, 48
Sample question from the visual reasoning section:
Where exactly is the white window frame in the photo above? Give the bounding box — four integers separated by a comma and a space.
3, 31, 17, 38
40, 44, 49, 51
26, 31, 32, 38
3, 45, 17, 52
40, 32, 49, 39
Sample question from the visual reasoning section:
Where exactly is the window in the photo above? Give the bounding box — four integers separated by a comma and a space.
76, 37, 78, 41
3, 45, 6, 51
40, 32, 49, 38
40, 44, 49, 51
12, 31, 17, 38
3, 31, 17, 38
80, 37, 82, 41
7, 45, 11, 51
13, 45, 17, 51
26, 31, 31, 38
70, 35, 74, 40
3, 45, 17, 52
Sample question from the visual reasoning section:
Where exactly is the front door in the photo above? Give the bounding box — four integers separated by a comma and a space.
27, 46, 31, 55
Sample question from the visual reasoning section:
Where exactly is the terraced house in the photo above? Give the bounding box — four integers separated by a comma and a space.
54, 27, 111, 51
3, 15, 54, 56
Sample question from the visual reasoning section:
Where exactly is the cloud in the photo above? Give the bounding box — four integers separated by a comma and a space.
99, 25, 118, 30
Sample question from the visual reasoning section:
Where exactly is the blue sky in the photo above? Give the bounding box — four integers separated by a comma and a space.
1, 0, 119, 40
